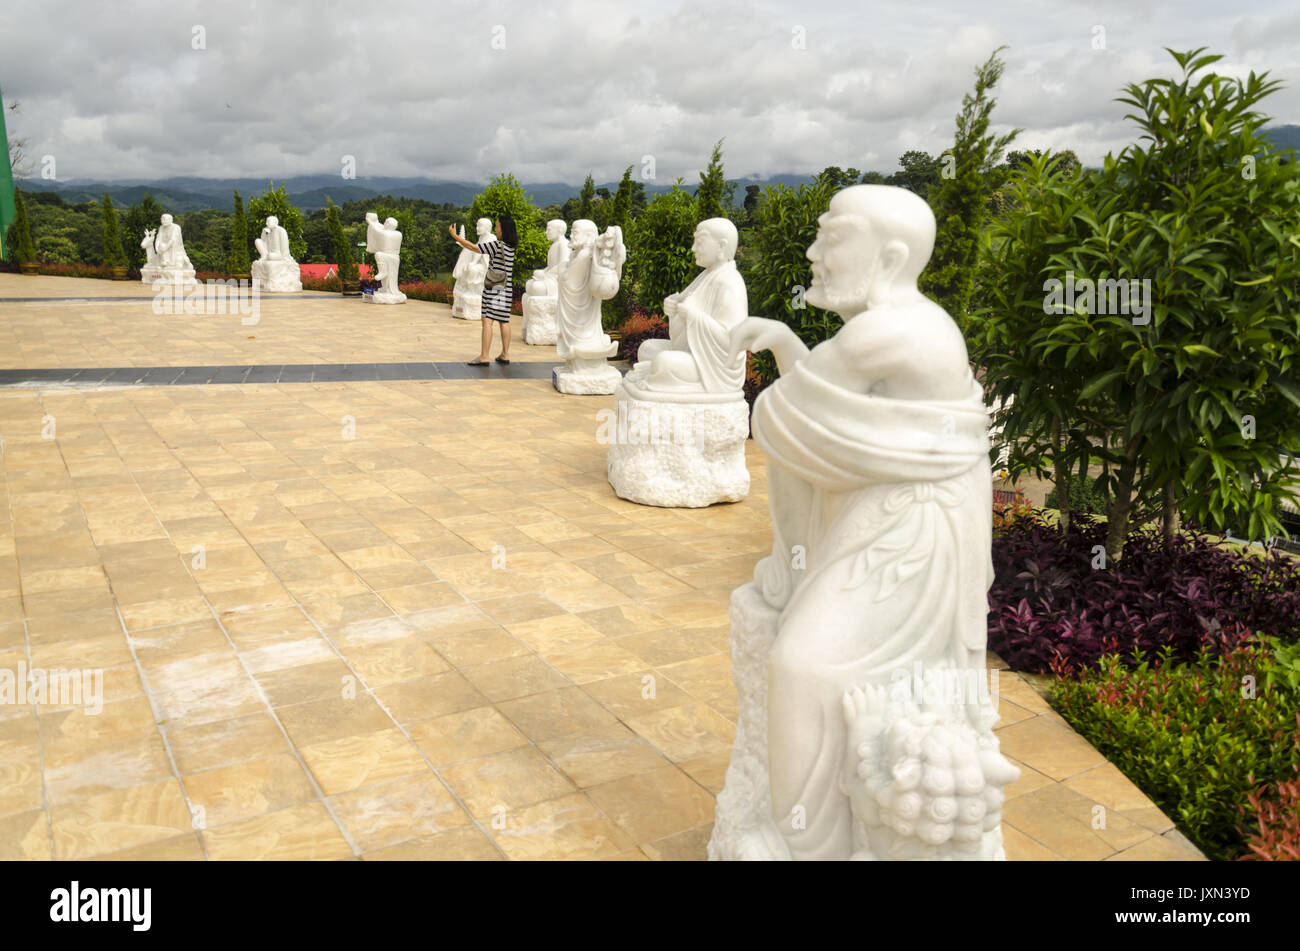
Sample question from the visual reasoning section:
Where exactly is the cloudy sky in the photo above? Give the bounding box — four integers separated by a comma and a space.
2, 0, 1298, 185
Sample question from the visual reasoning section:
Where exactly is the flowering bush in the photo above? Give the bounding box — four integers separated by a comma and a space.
989, 511, 1300, 672
1240, 748, 1300, 861
399, 280, 453, 304
1051, 645, 1300, 860
617, 306, 668, 363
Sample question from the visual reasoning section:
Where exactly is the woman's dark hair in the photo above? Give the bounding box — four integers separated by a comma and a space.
497, 212, 518, 248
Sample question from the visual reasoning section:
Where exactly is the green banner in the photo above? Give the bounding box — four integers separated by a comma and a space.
0, 87, 15, 261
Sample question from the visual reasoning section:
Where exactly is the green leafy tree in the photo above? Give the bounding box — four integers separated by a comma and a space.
920, 47, 1021, 329
603, 166, 643, 327
6, 188, 35, 264
627, 181, 698, 316
123, 194, 163, 270
892, 151, 945, 199
696, 138, 734, 220
248, 182, 307, 261
228, 191, 250, 274
975, 49, 1300, 559
469, 173, 547, 279
816, 166, 863, 190
740, 177, 841, 390
578, 174, 596, 221
101, 193, 127, 267
326, 198, 357, 283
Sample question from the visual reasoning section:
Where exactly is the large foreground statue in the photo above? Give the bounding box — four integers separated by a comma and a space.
141, 214, 195, 284
251, 215, 302, 293
552, 220, 625, 395
451, 219, 495, 319
708, 185, 1017, 862
521, 219, 571, 345
606, 218, 751, 507
365, 213, 406, 304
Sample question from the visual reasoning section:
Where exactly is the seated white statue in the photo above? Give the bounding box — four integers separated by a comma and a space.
141, 214, 194, 283
625, 217, 748, 399
553, 220, 626, 394
251, 215, 302, 292
708, 185, 1017, 862
366, 213, 406, 304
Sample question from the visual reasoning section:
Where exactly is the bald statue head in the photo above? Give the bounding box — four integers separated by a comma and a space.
160, 213, 173, 227
384, 217, 398, 231
692, 218, 738, 269
546, 219, 567, 241
266, 215, 279, 228
570, 219, 598, 251
805, 185, 936, 317
476, 218, 493, 238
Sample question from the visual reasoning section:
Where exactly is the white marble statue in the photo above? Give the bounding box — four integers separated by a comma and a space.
251, 215, 303, 293
140, 229, 159, 269
708, 185, 1018, 862
606, 218, 751, 506
451, 220, 495, 319
365, 212, 406, 304
141, 214, 195, 284
553, 220, 625, 395
521, 219, 571, 345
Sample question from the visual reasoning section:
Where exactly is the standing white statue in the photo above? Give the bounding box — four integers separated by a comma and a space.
251, 215, 303, 293
365, 213, 406, 304
141, 214, 195, 284
708, 185, 1018, 862
450, 219, 495, 319
606, 218, 752, 506
521, 219, 571, 345
553, 220, 625, 395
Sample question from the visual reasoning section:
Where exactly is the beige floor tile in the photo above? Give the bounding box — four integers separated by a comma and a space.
165, 713, 290, 773
581, 669, 694, 720
274, 694, 394, 747
423, 626, 529, 667
45, 733, 175, 804
361, 824, 501, 860
329, 773, 470, 852
184, 753, 318, 828
372, 672, 488, 723
407, 706, 527, 766
586, 766, 716, 845
625, 702, 735, 762
50, 778, 193, 860
1002, 823, 1063, 861
202, 802, 352, 860
544, 641, 646, 684
1105, 829, 1207, 861
491, 792, 634, 860
340, 637, 449, 685
0, 809, 52, 860
996, 714, 1108, 782
442, 747, 576, 817
299, 730, 430, 796
496, 686, 620, 743
459, 655, 571, 702
642, 822, 713, 861
537, 723, 668, 788
90, 832, 206, 860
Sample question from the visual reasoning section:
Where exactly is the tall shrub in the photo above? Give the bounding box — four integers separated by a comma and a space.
101, 193, 127, 268
326, 198, 357, 283
228, 191, 250, 274
248, 181, 307, 261
627, 182, 698, 317
469, 173, 546, 279
6, 187, 35, 264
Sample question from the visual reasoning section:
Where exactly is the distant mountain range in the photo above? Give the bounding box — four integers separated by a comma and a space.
15, 126, 1297, 212
13, 172, 818, 213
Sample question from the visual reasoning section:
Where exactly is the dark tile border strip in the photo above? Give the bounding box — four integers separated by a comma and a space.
0, 362, 568, 387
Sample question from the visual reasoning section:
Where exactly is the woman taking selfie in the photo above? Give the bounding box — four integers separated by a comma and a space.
449, 214, 517, 365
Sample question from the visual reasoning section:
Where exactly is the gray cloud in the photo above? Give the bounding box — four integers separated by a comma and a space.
1, 0, 1296, 185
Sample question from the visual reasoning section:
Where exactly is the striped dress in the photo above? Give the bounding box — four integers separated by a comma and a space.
478, 238, 515, 323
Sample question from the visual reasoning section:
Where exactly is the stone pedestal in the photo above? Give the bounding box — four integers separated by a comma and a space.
605, 383, 750, 507
372, 288, 407, 304
141, 266, 196, 285
251, 258, 302, 293
522, 295, 557, 345
452, 290, 482, 320
553, 344, 621, 395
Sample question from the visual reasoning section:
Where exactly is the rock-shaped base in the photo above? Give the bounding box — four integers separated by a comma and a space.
605, 385, 750, 507
709, 583, 783, 860
522, 295, 557, 345
553, 345, 621, 395
251, 258, 302, 293
141, 266, 196, 285
372, 288, 407, 304
451, 290, 482, 319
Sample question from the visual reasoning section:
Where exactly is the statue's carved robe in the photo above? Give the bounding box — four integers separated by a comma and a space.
750, 352, 993, 860
641, 260, 748, 392
556, 248, 618, 359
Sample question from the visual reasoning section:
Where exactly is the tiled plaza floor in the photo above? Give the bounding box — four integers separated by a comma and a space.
0, 274, 1204, 860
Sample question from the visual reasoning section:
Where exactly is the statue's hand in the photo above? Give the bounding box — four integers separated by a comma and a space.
730, 317, 800, 358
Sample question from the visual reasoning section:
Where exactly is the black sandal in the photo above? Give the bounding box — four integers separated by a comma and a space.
467, 360, 489, 366
495, 357, 510, 365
